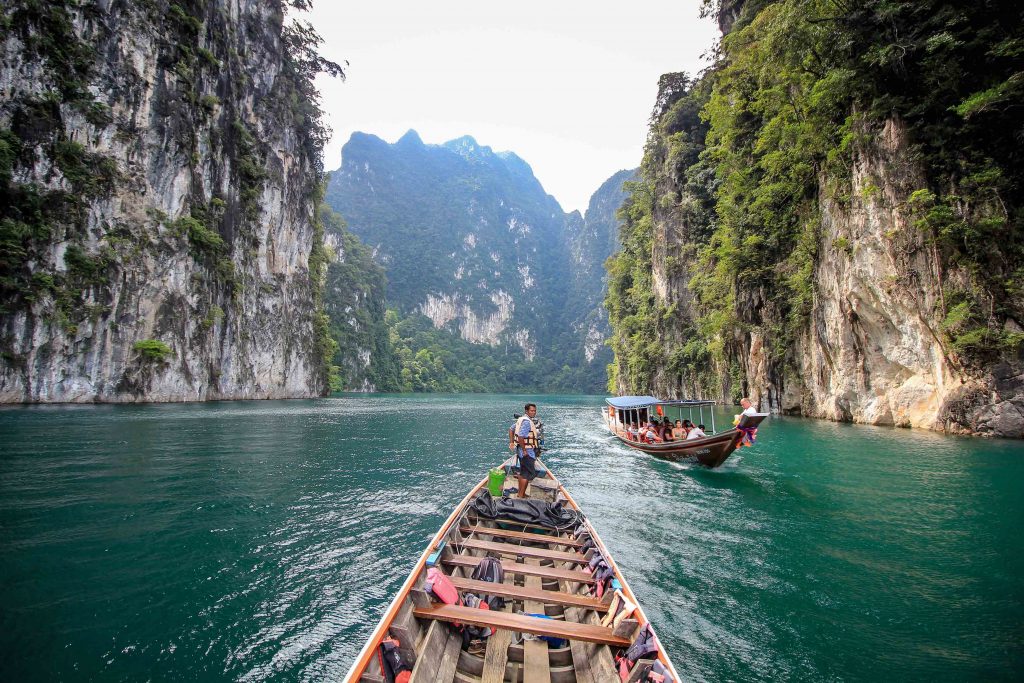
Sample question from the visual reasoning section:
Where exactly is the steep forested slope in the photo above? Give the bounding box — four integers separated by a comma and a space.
607, 0, 1024, 436
326, 132, 627, 392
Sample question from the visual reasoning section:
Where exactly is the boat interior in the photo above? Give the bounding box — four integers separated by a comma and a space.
607, 399, 724, 445
349, 460, 676, 683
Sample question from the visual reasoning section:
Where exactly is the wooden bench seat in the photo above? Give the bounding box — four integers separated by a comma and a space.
467, 516, 581, 536
447, 576, 608, 612
412, 604, 631, 647
457, 538, 586, 564
443, 556, 595, 584
460, 525, 584, 548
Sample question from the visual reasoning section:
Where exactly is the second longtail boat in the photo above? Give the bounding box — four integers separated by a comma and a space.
604, 396, 767, 468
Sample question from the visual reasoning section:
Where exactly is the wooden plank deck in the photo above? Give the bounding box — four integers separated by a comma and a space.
412, 605, 630, 647
457, 537, 587, 564
523, 559, 552, 683
459, 525, 584, 548
443, 556, 595, 584
447, 576, 607, 612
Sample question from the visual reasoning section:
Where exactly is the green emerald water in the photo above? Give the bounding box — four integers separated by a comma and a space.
1, 395, 1022, 681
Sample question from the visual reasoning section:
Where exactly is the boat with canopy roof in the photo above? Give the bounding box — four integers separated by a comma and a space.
604, 396, 767, 468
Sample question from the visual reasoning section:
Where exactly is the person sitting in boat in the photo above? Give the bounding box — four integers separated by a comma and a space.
741, 397, 757, 416
686, 423, 707, 440
682, 419, 694, 435
642, 421, 662, 443
662, 419, 675, 442
514, 403, 540, 498
626, 422, 639, 440
672, 419, 685, 440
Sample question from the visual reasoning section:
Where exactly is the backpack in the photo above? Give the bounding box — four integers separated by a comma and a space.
461, 593, 494, 640
616, 624, 661, 682
469, 556, 505, 611
377, 637, 411, 683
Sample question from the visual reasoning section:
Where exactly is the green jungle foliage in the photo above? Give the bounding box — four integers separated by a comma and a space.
384, 312, 602, 394
326, 132, 622, 394
132, 339, 173, 362
319, 191, 609, 393
608, 0, 1024, 393
320, 204, 399, 392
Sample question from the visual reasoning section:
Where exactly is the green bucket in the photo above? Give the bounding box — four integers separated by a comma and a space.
487, 467, 506, 496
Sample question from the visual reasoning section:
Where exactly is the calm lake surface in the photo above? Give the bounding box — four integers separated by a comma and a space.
1, 394, 1022, 681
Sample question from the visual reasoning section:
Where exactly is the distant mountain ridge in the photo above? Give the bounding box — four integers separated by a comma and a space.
324, 130, 633, 392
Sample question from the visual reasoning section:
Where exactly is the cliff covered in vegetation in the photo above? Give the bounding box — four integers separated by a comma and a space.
325, 132, 629, 393
607, 0, 1023, 437
0, 0, 343, 402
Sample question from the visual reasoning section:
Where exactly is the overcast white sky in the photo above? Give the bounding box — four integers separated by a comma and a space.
301, 1, 720, 214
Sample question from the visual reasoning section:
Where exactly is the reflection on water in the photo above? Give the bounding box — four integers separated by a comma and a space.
1, 395, 1022, 681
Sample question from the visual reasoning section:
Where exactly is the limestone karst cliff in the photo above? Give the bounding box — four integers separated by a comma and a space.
0, 0, 341, 402
607, 0, 1024, 437
324, 131, 627, 392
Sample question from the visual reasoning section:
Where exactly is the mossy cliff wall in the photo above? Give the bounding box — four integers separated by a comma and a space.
607, 0, 1024, 437
0, 0, 331, 402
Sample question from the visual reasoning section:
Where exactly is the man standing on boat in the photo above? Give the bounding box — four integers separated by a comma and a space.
513, 403, 540, 498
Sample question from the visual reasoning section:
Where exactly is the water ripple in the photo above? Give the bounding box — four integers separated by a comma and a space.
1, 397, 1022, 681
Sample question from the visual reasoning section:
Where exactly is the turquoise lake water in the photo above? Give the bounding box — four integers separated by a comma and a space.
1, 394, 1022, 681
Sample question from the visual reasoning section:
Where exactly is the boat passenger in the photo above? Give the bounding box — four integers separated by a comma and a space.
682, 419, 694, 435
662, 419, 675, 442
672, 419, 685, 440
686, 423, 706, 440
513, 403, 540, 498
627, 423, 639, 440
643, 421, 662, 443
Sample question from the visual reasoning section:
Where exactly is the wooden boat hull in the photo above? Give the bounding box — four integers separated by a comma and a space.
610, 414, 768, 468
613, 429, 742, 468
344, 458, 682, 683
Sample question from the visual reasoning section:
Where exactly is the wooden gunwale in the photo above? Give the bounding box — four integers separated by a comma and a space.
344, 471, 489, 680
344, 457, 682, 682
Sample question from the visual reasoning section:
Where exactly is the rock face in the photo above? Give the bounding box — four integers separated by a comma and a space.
634, 115, 1023, 437
784, 119, 1021, 435
610, 2, 1024, 438
0, 1, 329, 402
326, 131, 566, 359
321, 206, 397, 393
566, 169, 635, 365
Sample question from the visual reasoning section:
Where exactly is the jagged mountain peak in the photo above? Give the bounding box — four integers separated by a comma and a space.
396, 129, 424, 146
443, 135, 494, 162
496, 150, 536, 179
325, 139, 630, 391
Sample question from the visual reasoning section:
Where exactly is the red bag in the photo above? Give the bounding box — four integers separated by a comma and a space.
425, 567, 459, 605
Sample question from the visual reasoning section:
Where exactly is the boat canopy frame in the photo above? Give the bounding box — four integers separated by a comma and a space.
605, 396, 717, 435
